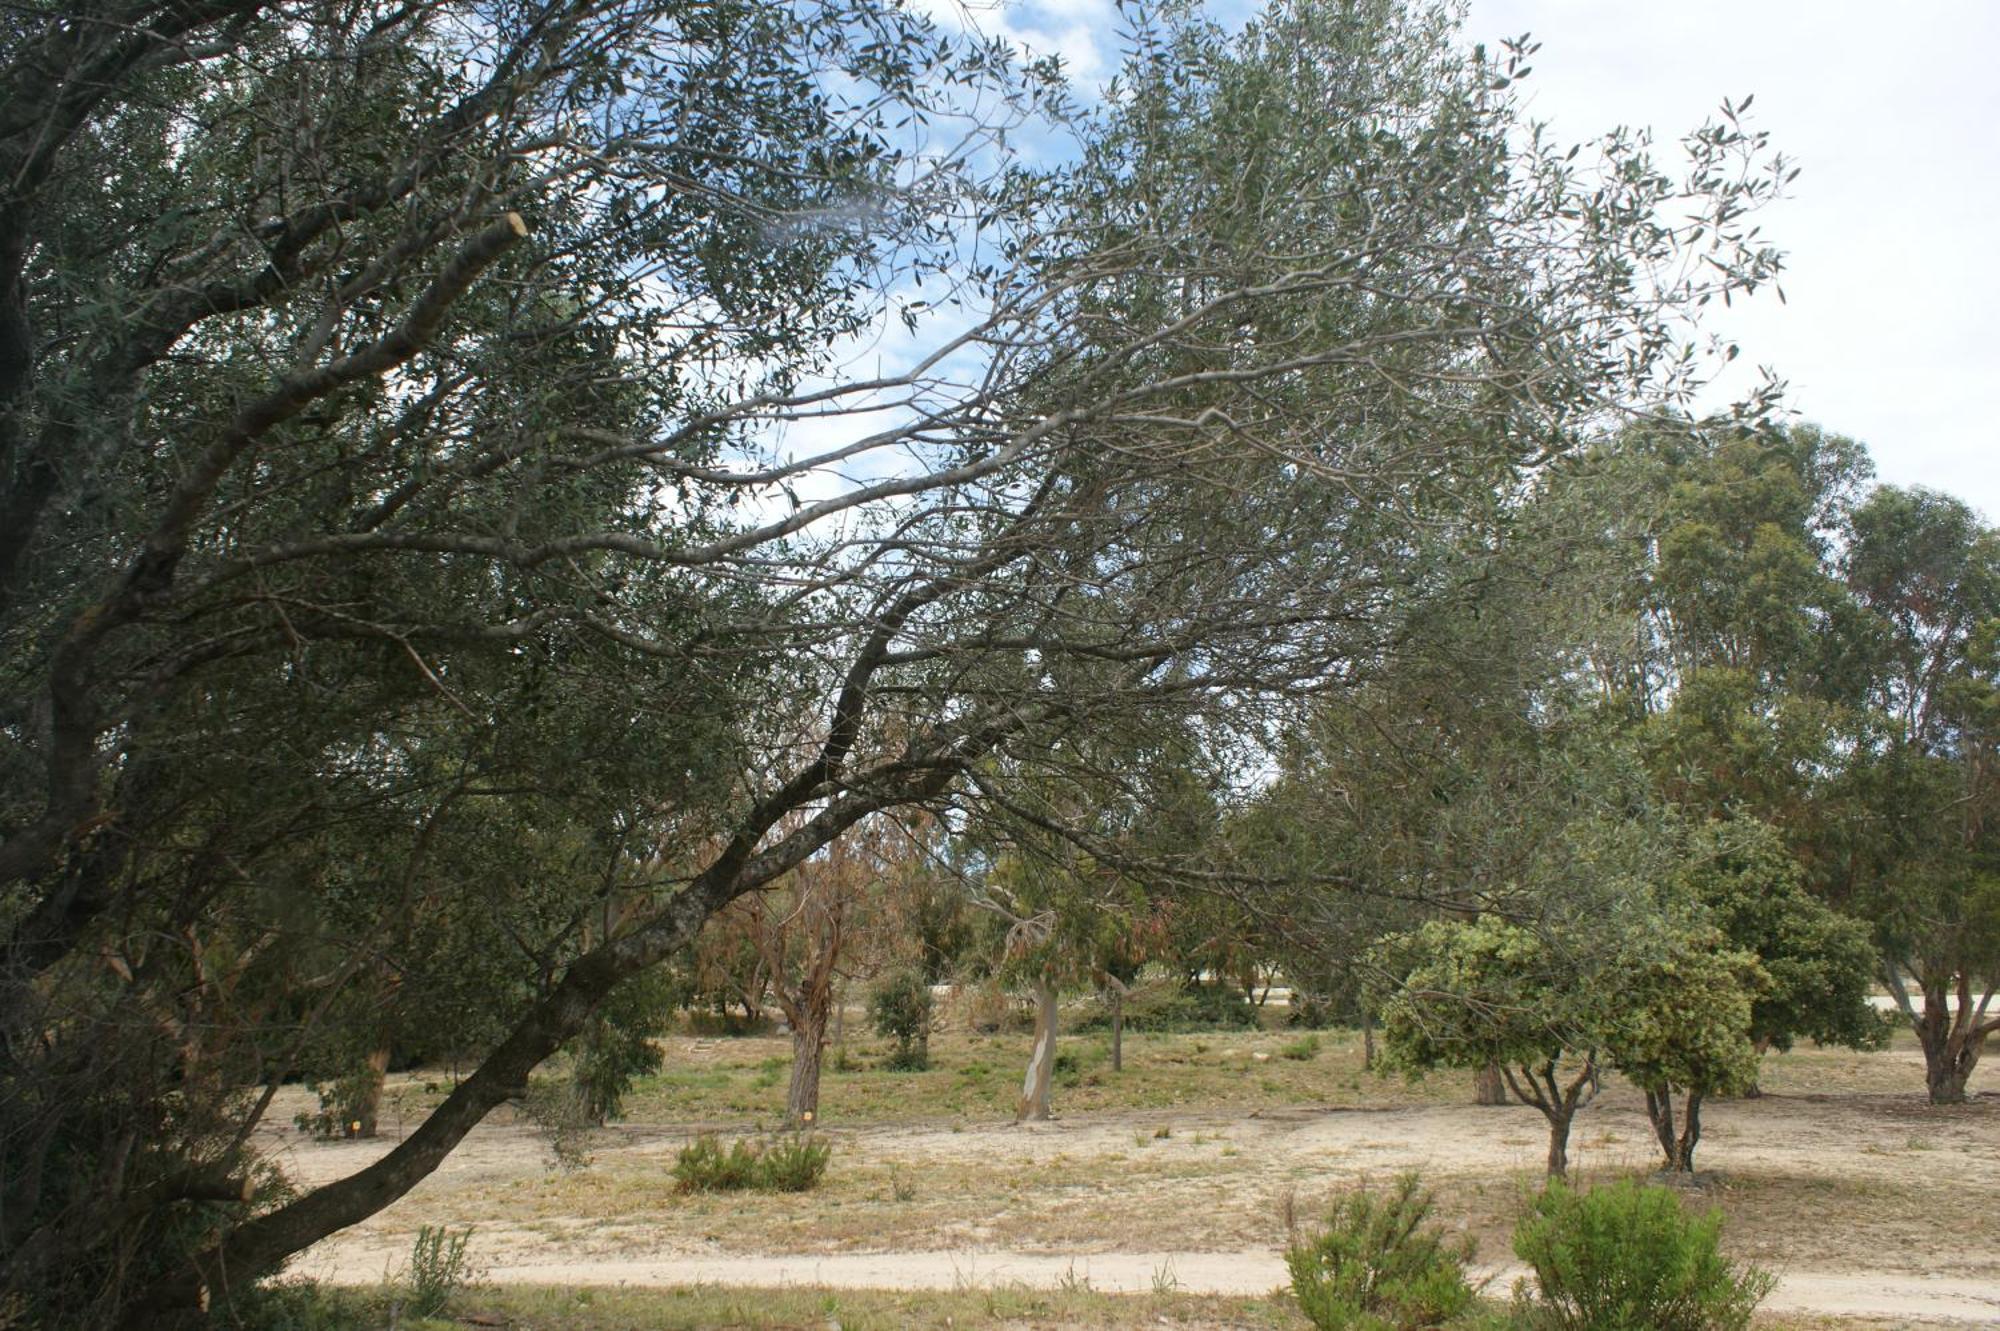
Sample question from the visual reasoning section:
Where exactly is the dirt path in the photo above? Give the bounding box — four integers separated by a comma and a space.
297, 1245, 2000, 1325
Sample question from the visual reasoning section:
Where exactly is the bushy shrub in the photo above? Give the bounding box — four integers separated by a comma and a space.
673, 1133, 830, 1193
1282, 1033, 1323, 1061
1511, 1180, 1774, 1331
758, 1133, 833, 1192
1286, 1173, 1477, 1331
570, 969, 675, 1124
672, 1135, 764, 1191
869, 968, 934, 1070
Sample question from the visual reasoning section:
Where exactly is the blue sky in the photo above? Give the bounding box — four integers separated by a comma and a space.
917, 0, 1999, 519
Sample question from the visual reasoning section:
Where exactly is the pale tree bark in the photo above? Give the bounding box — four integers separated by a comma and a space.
1017, 975, 1058, 1122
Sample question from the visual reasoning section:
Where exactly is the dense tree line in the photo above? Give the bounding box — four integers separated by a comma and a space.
1258, 421, 1996, 1177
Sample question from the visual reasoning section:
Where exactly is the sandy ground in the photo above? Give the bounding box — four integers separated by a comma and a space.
272, 1042, 2000, 1326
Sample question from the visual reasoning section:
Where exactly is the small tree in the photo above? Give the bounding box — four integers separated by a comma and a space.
733, 827, 897, 1127
1380, 913, 1765, 1178
1377, 918, 1611, 1179
1673, 818, 1890, 1078
1607, 924, 1767, 1174
868, 968, 935, 1070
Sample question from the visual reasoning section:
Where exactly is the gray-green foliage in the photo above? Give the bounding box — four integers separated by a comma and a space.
1285, 1173, 1478, 1331
0, 0, 1793, 1317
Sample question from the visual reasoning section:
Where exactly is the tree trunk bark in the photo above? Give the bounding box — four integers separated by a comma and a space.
1645, 1085, 1677, 1170
1543, 1105, 1574, 1179
1110, 986, 1124, 1073
1915, 987, 1985, 1105
1646, 1085, 1703, 1172
352, 1043, 391, 1138
786, 1006, 828, 1127
1016, 976, 1057, 1122
1474, 1061, 1507, 1106
1924, 1040, 1977, 1105
1361, 1008, 1375, 1070
1676, 1091, 1703, 1171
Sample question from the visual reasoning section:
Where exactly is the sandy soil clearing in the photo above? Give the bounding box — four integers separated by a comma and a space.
273, 1052, 2000, 1326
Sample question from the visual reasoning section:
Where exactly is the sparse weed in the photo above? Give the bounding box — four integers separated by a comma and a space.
400, 1225, 479, 1320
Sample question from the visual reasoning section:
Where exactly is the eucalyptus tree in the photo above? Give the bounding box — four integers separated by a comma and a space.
0, 0, 1788, 1320
1836, 487, 2000, 1104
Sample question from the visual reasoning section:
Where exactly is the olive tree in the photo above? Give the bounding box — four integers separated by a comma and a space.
0, 0, 1788, 1320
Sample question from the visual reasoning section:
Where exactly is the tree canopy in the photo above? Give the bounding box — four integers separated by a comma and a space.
0, 0, 1807, 1320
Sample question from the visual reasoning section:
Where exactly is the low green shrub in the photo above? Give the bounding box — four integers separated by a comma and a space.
672, 1133, 831, 1193
1511, 1179, 1774, 1331
1282, 1033, 1323, 1061
1285, 1173, 1477, 1330
1074, 980, 1260, 1033
672, 1135, 764, 1192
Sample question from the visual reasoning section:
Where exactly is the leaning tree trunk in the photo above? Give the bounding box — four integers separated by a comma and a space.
1474, 1061, 1507, 1106
786, 1004, 829, 1127
1017, 975, 1058, 1121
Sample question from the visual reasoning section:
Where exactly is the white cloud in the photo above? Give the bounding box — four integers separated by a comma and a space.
1471, 0, 2000, 518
